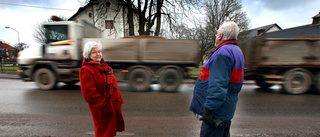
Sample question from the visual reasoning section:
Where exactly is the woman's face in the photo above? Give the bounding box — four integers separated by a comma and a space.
89, 46, 102, 63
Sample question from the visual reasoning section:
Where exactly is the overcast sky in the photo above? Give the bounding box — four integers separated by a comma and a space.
0, 0, 319, 47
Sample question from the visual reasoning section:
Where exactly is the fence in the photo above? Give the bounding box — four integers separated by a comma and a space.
0, 61, 19, 74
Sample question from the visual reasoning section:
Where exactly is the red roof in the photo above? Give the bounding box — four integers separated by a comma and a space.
0, 43, 15, 49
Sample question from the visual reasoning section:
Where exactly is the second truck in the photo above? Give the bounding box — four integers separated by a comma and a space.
240, 38, 320, 94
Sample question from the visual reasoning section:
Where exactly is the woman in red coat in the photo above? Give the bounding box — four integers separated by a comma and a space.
79, 41, 124, 137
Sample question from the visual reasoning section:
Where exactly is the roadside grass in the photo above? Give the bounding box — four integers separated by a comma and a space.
188, 65, 202, 78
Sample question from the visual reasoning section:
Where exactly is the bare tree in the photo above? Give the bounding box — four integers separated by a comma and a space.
126, 0, 135, 35
166, 0, 249, 63
33, 19, 49, 45
132, 0, 202, 36
80, 0, 200, 37
199, 0, 250, 62
133, 0, 165, 36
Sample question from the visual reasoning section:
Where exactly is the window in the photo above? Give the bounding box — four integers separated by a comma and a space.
105, 20, 114, 29
105, 1, 111, 7
88, 13, 92, 18
44, 25, 68, 43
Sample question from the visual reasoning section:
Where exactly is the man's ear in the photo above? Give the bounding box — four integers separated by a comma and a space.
218, 33, 223, 40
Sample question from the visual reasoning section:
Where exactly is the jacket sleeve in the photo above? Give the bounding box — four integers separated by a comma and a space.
79, 67, 106, 108
204, 54, 232, 111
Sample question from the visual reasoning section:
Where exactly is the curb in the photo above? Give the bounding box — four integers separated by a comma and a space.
0, 74, 20, 79
0, 74, 256, 85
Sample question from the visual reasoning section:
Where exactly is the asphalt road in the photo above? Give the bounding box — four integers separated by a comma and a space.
0, 78, 319, 137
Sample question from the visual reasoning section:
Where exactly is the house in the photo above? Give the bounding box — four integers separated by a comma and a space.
68, 0, 140, 38
254, 12, 320, 39
239, 23, 282, 41
0, 42, 16, 62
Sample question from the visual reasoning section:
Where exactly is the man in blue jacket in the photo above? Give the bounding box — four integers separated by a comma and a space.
190, 21, 244, 137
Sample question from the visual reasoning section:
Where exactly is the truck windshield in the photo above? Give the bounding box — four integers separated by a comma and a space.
45, 25, 68, 43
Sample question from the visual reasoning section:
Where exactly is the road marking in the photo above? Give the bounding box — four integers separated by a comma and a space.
117, 132, 135, 136
85, 131, 135, 136
85, 131, 95, 135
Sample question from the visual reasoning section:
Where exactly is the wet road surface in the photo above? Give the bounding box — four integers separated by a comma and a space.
0, 79, 319, 136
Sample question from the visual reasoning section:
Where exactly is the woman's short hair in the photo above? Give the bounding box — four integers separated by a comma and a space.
217, 21, 240, 40
83, 41, 102, 59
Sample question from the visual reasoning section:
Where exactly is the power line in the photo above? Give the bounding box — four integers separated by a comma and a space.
0, 2, 77, 11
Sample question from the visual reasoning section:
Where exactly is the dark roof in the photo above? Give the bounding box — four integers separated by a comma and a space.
259, 23, 320, 38
239, 23, 282, 41
313, 12, 320, 18
0, 43, 15, 49
68, 3, 93, 21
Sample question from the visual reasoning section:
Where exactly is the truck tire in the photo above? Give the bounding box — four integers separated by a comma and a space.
129, 68, 151, 92
159, 69, 182, 92
255, 75, 274, 89
34, 68, 57, 90
282, 69, 312, 94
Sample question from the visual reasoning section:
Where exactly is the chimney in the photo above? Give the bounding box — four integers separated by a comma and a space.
51, 16, 64, 21
312, 12, 320, 25
257, 28, 265, 35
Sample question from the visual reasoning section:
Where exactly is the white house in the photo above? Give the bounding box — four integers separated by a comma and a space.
68, 0, 140, 38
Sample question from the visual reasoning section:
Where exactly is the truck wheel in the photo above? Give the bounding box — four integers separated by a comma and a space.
159, 69, 182, 92
34, 68, 57, 90
129, 68, 151, 92
282, 69, 312, 94
255, 75, 274, 89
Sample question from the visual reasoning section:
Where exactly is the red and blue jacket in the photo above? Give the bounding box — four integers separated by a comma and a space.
190, 39, 244, 122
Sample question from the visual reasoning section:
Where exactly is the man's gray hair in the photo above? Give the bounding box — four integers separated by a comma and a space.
82, 41, 102, 59
217, 21, 240, 40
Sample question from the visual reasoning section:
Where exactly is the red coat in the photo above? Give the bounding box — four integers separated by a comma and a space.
79, 58, 124, 137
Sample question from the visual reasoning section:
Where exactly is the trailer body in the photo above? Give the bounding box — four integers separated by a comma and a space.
239, 38, 320, 94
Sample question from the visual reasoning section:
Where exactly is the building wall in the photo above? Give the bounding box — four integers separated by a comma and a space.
267, 26, 281, 33
0, 43, 17, 62
73, 0, 140, 39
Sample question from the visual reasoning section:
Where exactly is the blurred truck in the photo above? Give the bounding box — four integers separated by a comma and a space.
17, 19, 200, 92
239, 38, 320, 94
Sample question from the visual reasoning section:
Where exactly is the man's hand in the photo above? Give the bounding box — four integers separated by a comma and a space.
200, 108, 223, 128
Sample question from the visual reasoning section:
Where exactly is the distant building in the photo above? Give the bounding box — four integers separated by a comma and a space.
68, 0, 140, 38
260, 12, 320, 38
0, 42, 17, 62
242, 12, 320, 40
239, 24, 282, 41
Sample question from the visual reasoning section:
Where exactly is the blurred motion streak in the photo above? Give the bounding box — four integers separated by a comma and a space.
17, 18, 201, 92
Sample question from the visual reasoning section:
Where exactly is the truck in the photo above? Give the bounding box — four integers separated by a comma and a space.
17, 19, 201, 92
239, 38, 320, 94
